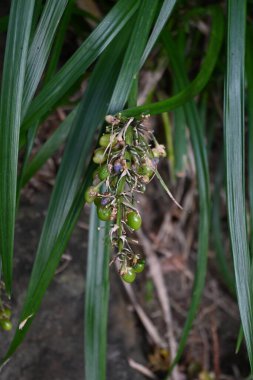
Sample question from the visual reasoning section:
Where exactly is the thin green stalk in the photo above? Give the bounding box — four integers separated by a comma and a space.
161, 111, 175, 180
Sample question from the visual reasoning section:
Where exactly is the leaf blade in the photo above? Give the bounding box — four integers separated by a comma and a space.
0, 0, 35, 294
21, 0, 140, 133
224, 0, 253, 369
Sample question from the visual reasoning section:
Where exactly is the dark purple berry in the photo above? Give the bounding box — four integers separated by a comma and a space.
114, 161, 122, 173
101, 197, 110, 206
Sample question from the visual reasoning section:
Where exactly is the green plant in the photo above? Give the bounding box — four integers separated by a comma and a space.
0, 0, 253, 378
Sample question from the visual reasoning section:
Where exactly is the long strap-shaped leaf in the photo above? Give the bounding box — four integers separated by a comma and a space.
22, 0, 69, 115
224, 0, 253, 369
21, 108, 78, 186
140, 0, 177, 66
122, 6, 224, 118
0, 0, 35, 294
246, 25, 253, 254
109, 0, 158, 113
161, 28, 211, 371
21, 0, 140, 134
1, 19, 133, 365
85, 205, 110, 380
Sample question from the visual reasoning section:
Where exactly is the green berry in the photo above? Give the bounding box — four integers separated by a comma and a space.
93, 148, 107, 164
121, 267, 136, 283
97, 206, 111, 221
126, 211, 142, 230
138, 165, 153, 177
84, 186, 98, 203
99, 134, 113, 147
133, 259, 145, 273
98, 165, 110, 181
3, 308, 11, 319
0, 319, 12, 331
94, 197, 101, 207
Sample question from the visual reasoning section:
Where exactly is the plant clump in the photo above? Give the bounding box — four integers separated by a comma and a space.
85, 114, 172, 283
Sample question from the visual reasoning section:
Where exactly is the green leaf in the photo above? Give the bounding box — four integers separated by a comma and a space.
122, 5, 224, 117
21, 108, 77, 187
22, 0, 69, 114
21, 0, 140, 134
85, 205, 110, 380
0, 0, 35, 294
2, 19, 133, 363
224, 0, 253, 370
211, 155, 235, 295
43, 0, 75, 83
106, 0, 158, 113
162, 30, 210, 371
172, 100, 187, 176
140, 0, 177, 66
246, 24, 253, 254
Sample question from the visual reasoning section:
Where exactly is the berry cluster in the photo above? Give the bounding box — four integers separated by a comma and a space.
85, 115, 166, 283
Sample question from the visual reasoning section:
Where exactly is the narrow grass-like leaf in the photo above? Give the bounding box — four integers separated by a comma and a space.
21, 108, 77, 187
43, 0, 74, 83
172, 35, 187, 176
1, 21, 133, 363
161, 111, 175, 178
16, 123, 39, 206
21, 0, 140, 133
140, 0, 177, 66
172, 100, 187, 175
22, 0, 69, 114
109, 0, 158, 113
122, 6, 224, 117
212, 157, 235, 295
224, 0, 253, 369
85, 205, 110, 380
246, 24, 253, 254
162, 30, 210, 370
0, 0, 35, 294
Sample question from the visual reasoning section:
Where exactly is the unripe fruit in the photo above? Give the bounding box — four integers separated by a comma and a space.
0, 319, 12, 331
98, 165, 110, 180
133, 259, 145, 273
138, 165, 153, 177
3, 308, 11, 319
126, 211, 142, 230
121, 267, 136, 283
94, 197, 101, 207
97, 206, 111, 221
84, 186, 98, 204
99, 134, 111, 147
93, 148, 107, 164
